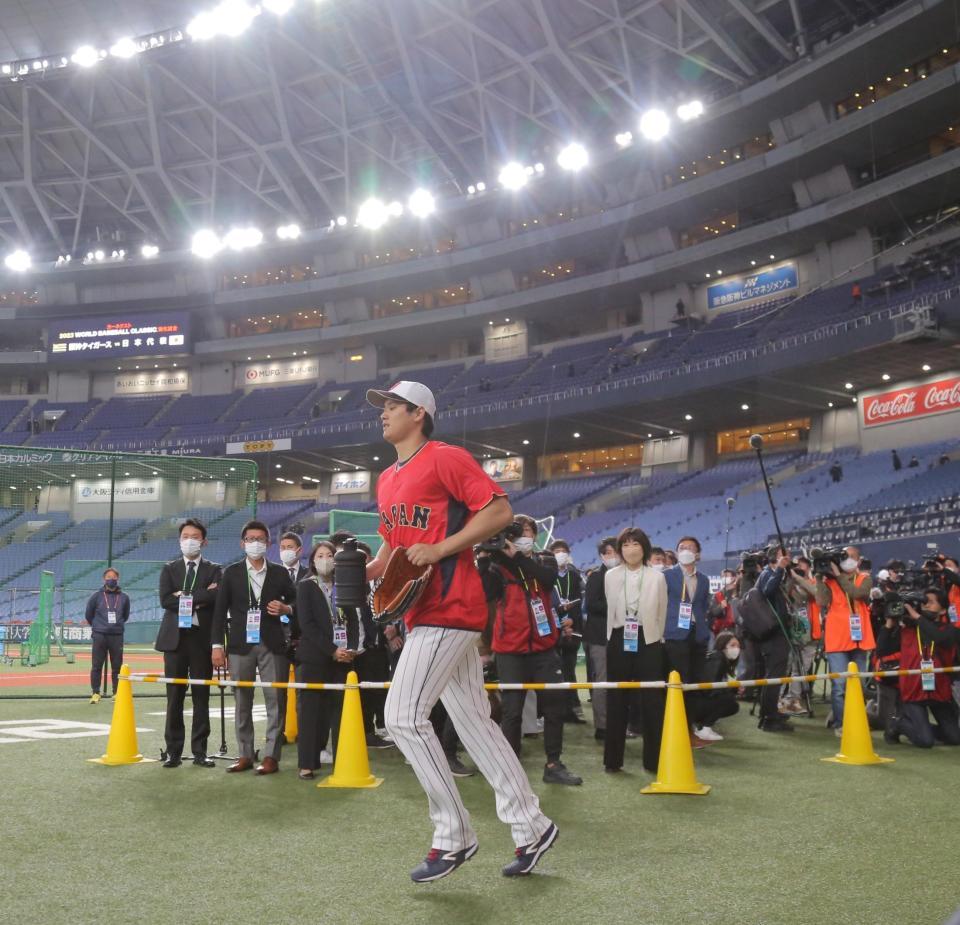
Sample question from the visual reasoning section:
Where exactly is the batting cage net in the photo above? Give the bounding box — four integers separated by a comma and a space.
0, 446, 258, 651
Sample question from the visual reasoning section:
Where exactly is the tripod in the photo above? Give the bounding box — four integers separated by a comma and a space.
211, 665, 236, 762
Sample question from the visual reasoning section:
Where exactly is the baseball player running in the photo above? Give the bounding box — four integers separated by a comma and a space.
365, 380, 558, 883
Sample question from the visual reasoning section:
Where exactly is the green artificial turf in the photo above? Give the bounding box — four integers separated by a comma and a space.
0, 691, 956, 925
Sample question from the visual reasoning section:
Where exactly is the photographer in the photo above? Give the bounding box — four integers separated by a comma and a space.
751, 547, 798, 732
697, 631, 742, 739
813, 546, 874, 736
870, 561, 906, 735
782, 556, 817, 714
548, 539, 585, 724
485, 515, 582, 786
923, 554, 960, 613
707, 568, 739, 638
877, 588, 960, 748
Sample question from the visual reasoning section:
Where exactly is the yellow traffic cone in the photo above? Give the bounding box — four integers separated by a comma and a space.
641, 670, 711, 795
317, 671, 383, 789
88, 664, 155, 766
822, 661, 894, 766
284, 664, 298, 744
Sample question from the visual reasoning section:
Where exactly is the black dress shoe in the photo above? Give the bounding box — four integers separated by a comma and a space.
162, 756, 183, 768
192, 756, 216, 767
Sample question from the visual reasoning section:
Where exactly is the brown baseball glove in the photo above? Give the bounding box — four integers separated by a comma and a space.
372, 546, 433, 625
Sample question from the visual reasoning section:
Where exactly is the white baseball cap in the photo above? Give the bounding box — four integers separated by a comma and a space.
366, 380, 437, 419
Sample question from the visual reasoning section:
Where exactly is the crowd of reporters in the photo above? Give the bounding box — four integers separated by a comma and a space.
86, 513, 960, 782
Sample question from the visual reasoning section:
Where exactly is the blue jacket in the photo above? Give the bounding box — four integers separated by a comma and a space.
85, 587, 131, 635
663, 565, 711, 643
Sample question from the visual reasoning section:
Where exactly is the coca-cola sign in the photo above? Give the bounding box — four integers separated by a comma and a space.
862, 374, 960, 427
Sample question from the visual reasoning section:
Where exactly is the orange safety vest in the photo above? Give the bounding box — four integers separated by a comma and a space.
948, 584, 960, 625
823, 574, 875, 653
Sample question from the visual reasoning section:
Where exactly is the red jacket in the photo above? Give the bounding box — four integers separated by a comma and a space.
899, 621, 956, 703
491, 564, 559, 654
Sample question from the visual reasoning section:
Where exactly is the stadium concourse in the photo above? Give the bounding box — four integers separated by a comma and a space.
2, 0, 960, 922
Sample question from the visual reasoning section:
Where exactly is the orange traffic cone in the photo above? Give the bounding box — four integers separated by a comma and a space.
317, 671, 383, 789
88, 664, 155, 766
641, 670, 711, 795
822, 661, 894, 766
284, 664, 298, 744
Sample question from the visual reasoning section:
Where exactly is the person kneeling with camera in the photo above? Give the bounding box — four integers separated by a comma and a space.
484, 515, 582, 786
877, 588, 960, 748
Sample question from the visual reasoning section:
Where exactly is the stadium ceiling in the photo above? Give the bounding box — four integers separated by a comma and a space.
0, 0, 899, 253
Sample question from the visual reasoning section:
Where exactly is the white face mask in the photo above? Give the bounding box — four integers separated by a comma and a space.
602, 555, 620, 570
279, 548, 300, 567
554, 551, 570, 568
840, 557, 858, 573
649, 563, 665, 572
314, 558, 334, 578
621, 546, 645, 568
180, 538, 202, 557
724, 646, 741, 660
244, 540, 267, 559
724, 576, 737, 588
513, 537, 535, 554
677, 549, 697, 566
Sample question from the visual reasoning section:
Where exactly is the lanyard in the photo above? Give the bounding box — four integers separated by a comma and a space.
246, 569, 263, 609
516, 565, 539, 595
102, 591, 119, 611
560, 571, 572, 600
916, 627, 934, 661
623, 567, 644, 615
316, 578, 343, 622
183, 561, 199, 593
680, 572, 691, 603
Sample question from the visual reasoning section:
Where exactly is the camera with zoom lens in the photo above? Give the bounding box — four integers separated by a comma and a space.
809, 546, 845, 578
877, 568, 932, 621
739, 550, 766, 577
479, 521, 523, 553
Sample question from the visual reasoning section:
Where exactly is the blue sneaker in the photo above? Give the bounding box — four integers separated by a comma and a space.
410, 843, 478, 883
502, 823, 559, 877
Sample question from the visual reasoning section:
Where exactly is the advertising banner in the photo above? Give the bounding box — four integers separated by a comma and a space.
75, 478, 161, 504
238, 357, 320, 387
330, 471, 371, 495
707, 263, 798, 309
115, 370, 189, 395
861, 374, 960, 428
225, 438, 292, 455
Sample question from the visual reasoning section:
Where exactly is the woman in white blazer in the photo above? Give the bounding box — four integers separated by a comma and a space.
603, 527, 668, 773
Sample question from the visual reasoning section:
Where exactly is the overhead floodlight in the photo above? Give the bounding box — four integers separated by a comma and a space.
94, 249, 105, 262
335, 215, 347, 227
388, 200, 404, 218
141, 244, 160, 258
676, 100, 705, 121
4, 250, 31, 272
71, 45, 101, 68
276, 223, 301, 240
224, 226, 263, 251
356, 198, 390, 230
188, 1, 259, 41
262, 0, 294, 13
615, 131, 633, 147
408, 188, 435, 218
639, 108, 670, 141
557, 142, 589, 172
498, 161, 528, 191
110, 37, 140, 59
467, 185, 476, 195
476, 181, 486, 192
191, 229, 222, 259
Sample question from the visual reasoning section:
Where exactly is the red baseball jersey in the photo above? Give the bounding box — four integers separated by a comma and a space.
376, 441, 506, 631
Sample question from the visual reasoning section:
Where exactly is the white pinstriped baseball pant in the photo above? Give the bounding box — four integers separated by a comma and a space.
384, 625, 551, 852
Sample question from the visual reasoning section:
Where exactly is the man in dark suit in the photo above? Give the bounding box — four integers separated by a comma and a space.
155, 518, 222, 768
211, 519, 296, 774
275, 531, 308, 759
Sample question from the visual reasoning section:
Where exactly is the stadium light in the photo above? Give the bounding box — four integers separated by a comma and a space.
557, 143, 589, 172
615, 131, 633, 147
188, 1, 258, 41
224, 226, 263, 251
191, 229, 222, 259
408, 188, 436, 218
498, 162, 529, 191
741, 403, 750, 411
922, 364, 932, 371
140, 244, 160, 258
71, 45, 101, 68
881, 373, 891, 381
276, 223, 301, 240
684, 414, 693, 421
844, 382, 854, 390
677, 100, 705, 121
388, 200, 404, 218
357, 198, 390, 230
4, 250, 31, 272
335, 215, 347, 227
639, 108, 670, 141
110, 37, 140, 59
